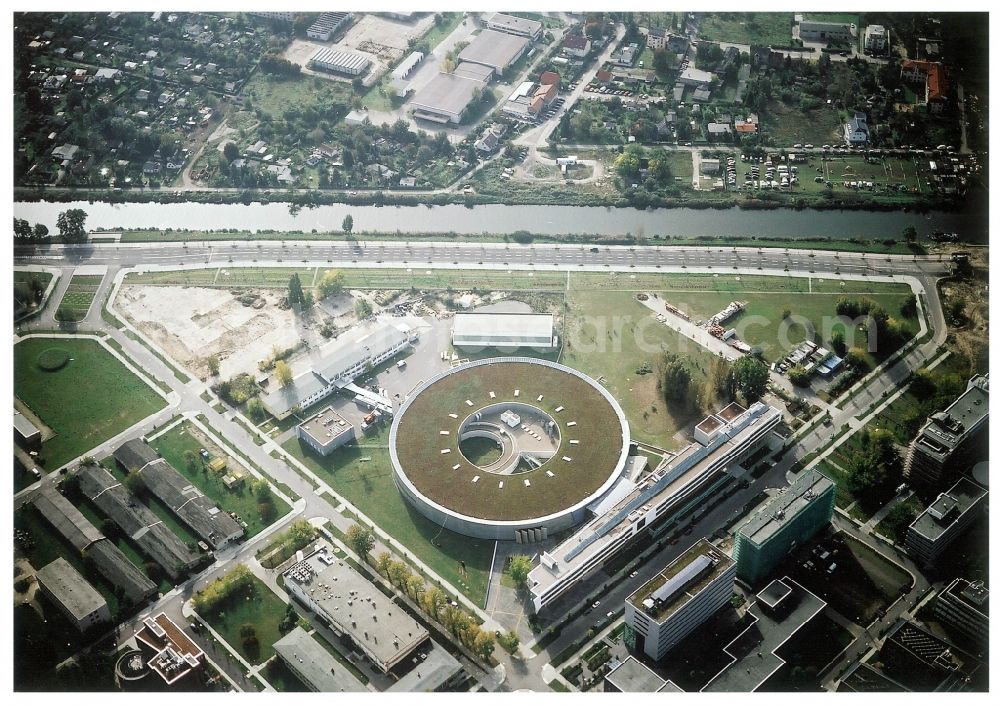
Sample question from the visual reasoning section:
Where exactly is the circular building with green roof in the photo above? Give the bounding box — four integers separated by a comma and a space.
390, 357, 630, 540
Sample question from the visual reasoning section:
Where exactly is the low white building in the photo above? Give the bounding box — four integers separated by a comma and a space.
452, 312, 556, 351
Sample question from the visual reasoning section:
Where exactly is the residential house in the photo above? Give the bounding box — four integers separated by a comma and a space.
646, 26, 668, 51
901, 59, 947, 113
562, 34, 591, 58
706, 122, 732, 141
539, 70, 561, 88
843, 110, 869, 145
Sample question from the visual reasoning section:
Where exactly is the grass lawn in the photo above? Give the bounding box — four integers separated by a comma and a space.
815, 459, 855, 509
282, 438, 493, 606
241, 72, 353, 123
763, 100, 845, 147
562, 290, 716, 448
698, 12, 793, 46
14, 337, 166, 470
200, 573, 287, 665
150, 421, 290, 538
15, 270, 53, 287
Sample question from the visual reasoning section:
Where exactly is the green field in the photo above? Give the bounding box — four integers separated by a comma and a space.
200, 573, 287, 665
14, 338, 166, 469
241, 73, 353, 125
763, 100, 845, 147
698, 12, 793, 46
263, 657, 308, 692
282, 438, 493, 606
150, 421, 290, 538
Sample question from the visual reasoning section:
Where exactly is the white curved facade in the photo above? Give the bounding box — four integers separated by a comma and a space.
389, 357, 631, 540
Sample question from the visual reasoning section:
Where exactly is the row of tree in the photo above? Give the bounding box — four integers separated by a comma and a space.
14, 209, 87, 244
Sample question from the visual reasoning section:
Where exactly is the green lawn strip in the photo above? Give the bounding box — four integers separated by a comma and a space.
282, 438, 492, 606
150, 421, 290, 538
14, 504, 123, 617
200, 574, 287, 665
697, 12, 793, 45
814, 459, 855, 509
102, 338, 172, 394
873, 497, 926, 544
549, 679, 570, 692
99, 456, 204, 547
14, 337, 167, 470
562, 290, 716, 447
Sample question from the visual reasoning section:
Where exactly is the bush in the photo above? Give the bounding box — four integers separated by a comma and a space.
54, 306, 82, 322
36, 347, 70, 371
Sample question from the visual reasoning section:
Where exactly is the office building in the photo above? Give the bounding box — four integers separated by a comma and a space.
798, 20, 854, 43
879, 620, 984, 691
529, 402, 780, 612
905, 476, 987, 567
297, 406, 356, 456
733, 469, 835, 584
934, 578, 988, 647
904, 375, 988, 490
604, 656, 678, 692
283, 548, 428, 673
486, 13, 542, 40
134, 613, 205, 687
625, 540, 736, 660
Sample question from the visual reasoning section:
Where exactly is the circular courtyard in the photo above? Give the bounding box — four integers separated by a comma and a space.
390, 357, 630, 540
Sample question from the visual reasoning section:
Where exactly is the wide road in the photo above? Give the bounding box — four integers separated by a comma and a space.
14, 240, 953, 280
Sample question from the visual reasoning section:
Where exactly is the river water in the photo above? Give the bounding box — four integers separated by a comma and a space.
13, 200, 983, 240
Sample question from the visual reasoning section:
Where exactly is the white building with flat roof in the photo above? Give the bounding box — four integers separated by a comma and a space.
273, 626, 366, 692
283, 548, 428, 672
486, 13, 542, 40
625, 539, 736, 660
297, 405, 355, 456
452, 312, 556, 351
309, 47, 370, 76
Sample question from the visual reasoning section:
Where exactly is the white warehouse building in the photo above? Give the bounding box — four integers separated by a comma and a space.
452, 312, 557, 351
308, 47, 370, 76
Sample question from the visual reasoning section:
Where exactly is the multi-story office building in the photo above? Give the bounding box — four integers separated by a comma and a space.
624, 540, 736, 660
904, 375, 988, 490
733, 469, 835, 584
905, 476, 987, 567
934, 578, 988, 647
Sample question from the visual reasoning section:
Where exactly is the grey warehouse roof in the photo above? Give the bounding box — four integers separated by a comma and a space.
458, 29, 529, 71
410, 72, 485, 119
138, 458, 243, 549
114, 438, 160, 471
309, 48, 370, 73
33, 488, 104, 552
79, 465, 199, 580
35, 557, 106, 621
273, 626, 366, 692
86, 540, 157, 605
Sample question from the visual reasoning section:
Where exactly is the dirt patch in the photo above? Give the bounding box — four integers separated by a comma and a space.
117, 285, 347, 380
939, 275, 989, 373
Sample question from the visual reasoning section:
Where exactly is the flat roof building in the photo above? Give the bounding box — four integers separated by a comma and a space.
905, 476, 987, 567
904, 374, 988, 490
273, 626, 367, 692
410, 72, 487, 124
385, 640, 464, 692
486, 13, 542, 40
604, 656, 673, 692
283, 548, 429, 673
934, 578, 988, 648
35, 557, 111, 632
458, 30, 530, 74
529, 402, 781, 612
309, 47, 370, 76
879, 619, 984, 691
452, 61, 495, 83
392, 51, 424, 81
14, 410, 41, 449
702, 577, 826, 691
452, 312, 557, 351
34, 489, 156, 605
733, 468, 835, 585
79, 465, 200, 580
864, 24, 889, 53
134, 613, 205, 687
625, 539, 736, 660
262, 321, 412, 419
297, 405, 356, 457
799, 20, 854, 43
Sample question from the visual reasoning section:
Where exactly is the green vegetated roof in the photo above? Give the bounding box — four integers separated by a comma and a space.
393, 361, 625, 521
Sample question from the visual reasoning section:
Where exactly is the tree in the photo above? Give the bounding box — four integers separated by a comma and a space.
375, 552, 393, 577
902, 225, 917, 243
728, 356, 769, 403
246, 397, 266, 421
287, 273, 304, 308
355, 298, 373, 319
223, 141, 240, 162
844, 346, 870, 371
124, 471, 147, 498
206, 354, 220, 377
498, 631, 520, 654
56, 208, 88, 243
787, 364, 811, 387
846, 429, 900, 508
183, 449, 199, 473
345, 523, 375, 563
387, 561, 411, 590
315, 269, 346, 300
13, 218, 32, 239
908, 369, 938, 400
342, 214, 354, 234
275, 359, 293, 388
506, 555, 533, 589
407, 575, 425, 602
473, 630, 496, 661
830, 330, 847, 357
422, 586, 445, 620
659, 352, 691, 403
